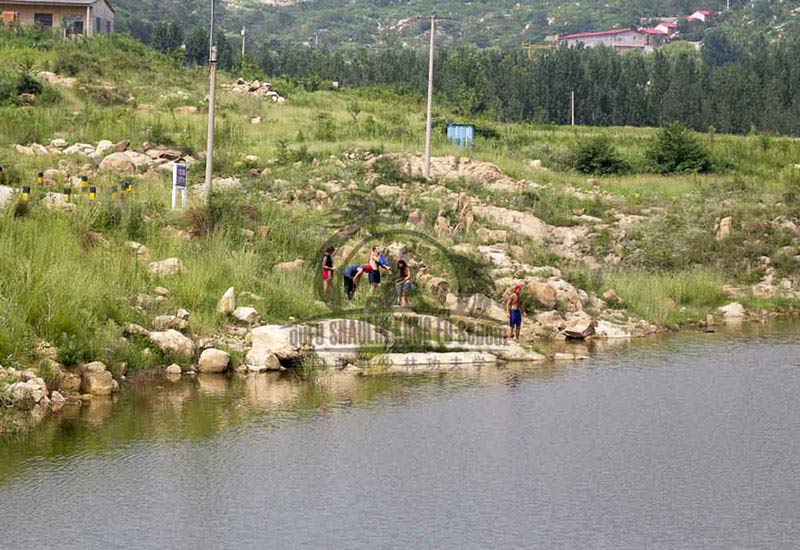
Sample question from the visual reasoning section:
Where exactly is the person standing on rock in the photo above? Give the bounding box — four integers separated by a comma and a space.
367, 245, 391, 293
322, 246, 336, 294
343, 264, 372, 300
507, 284, 524, 340
395, 258, 413, 307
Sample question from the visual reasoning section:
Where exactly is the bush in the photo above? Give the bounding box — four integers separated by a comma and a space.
646, 122, 712, 174
570, 135, 629, 175
15, 73, 42, 95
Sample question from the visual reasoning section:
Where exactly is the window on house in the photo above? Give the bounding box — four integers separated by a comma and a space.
64, 15, 83, 36
95, 17, 101, 33
33, 13, 53, 27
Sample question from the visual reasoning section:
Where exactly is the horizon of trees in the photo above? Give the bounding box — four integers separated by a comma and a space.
143, 20, 800, 136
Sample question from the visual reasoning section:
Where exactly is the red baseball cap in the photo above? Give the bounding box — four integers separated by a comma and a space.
514, 284, 522, 292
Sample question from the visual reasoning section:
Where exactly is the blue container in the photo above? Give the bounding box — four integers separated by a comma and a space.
447, 124, 475, 148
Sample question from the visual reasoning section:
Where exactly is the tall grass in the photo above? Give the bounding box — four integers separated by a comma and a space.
607, 269, 728, 327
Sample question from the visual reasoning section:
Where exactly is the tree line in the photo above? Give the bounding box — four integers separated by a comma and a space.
145, 21, 800, 136
256, 30, 800, 136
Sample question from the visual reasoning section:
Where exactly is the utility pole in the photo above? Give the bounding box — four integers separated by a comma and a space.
423, 14, 436, 180
203, 0, 217, 205
571, 90, 575, 126
241, 26, 246, 58
208, 0, 215, 60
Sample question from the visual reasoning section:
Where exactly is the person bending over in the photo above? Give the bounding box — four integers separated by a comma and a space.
343, 264, 372, 300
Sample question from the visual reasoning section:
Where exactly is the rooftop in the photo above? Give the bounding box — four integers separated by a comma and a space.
560, 28, 634, 40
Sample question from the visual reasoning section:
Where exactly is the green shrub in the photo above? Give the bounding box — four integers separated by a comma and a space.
571, 135, 629, 175
646, 122, 712, 174
53, 50, 102, 78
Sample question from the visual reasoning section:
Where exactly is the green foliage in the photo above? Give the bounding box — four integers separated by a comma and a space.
607, 269, 727, 326
646, 123, 713, 174
570, 135, 629, 175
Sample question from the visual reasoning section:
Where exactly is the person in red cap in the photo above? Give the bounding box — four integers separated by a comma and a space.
506, 284, 524, 339
342, 264, 373, 300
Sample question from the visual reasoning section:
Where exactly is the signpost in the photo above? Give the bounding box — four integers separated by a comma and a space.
172, 163, 188, 210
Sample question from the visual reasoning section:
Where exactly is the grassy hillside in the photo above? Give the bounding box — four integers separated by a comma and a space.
1, 28, 800, 386
112, 0, 800, 49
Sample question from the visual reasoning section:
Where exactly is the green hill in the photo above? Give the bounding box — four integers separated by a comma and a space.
112, 0, 800, 49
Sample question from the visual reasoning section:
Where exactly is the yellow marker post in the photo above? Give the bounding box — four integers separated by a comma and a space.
21, 186, 30, 202
80, 176, 89, 194
63, 188, 71, 203
37, 172, 44, 186
88, 185, 97, 202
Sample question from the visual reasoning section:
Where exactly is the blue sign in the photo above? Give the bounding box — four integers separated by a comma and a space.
173, 163, 188, 189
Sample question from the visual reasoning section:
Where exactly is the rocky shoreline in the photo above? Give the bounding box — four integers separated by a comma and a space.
3, 142, 799, 432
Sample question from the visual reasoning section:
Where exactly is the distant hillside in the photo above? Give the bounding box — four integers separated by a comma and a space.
113, 0, 800, 50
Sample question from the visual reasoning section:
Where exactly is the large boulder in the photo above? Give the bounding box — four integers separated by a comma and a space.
198, 348, 231, 373
3, 379, 47, 410
96, 140, 115, 154
81, 361, 107, 374
232, 307, 261, 325
99, 152, 136, 174
247, 325, 302, 363
527, 280, 558, 309
718, 302, 746, 320
81, 371, 114, 396
217, 287, 236, 315
563, 319, 596, 340
148, 329, 195, 357
165, 364, 182, 375
147, 258, 185, 276
58, 370, 82, 393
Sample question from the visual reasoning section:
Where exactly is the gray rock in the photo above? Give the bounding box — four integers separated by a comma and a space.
232, 306, 261, 325
4, 380, 47, 410
99, 152, 136, 174
147, 258, 185, 276
198, 348, 231, 373
165, 364, 182, 375
148, 329, 195, 357
81, 371, 114, 396
217, 287, 236, 315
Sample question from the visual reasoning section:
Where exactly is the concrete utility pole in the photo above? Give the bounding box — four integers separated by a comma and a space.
423, 14, 436, 180
203, 0, 218, 205
241, 26, 246, 58
208, 0, 216, 60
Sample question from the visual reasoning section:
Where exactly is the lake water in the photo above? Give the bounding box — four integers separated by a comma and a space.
1, 322, 799, 549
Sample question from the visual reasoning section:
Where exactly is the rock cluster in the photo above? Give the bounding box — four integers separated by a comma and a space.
12, 139, 199, 176
223, 78, 286, 103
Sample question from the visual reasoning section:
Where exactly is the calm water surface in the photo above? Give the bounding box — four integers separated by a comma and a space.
1, 323, 799, 549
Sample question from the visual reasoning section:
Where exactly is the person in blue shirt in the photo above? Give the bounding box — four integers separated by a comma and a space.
343, 264, 373, 300
367, 246, 391, 293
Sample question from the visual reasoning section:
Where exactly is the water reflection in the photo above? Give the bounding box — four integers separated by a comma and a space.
1, 319, 798, 485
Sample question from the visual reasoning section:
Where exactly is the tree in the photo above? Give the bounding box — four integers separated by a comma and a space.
646, 122, 712, 173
